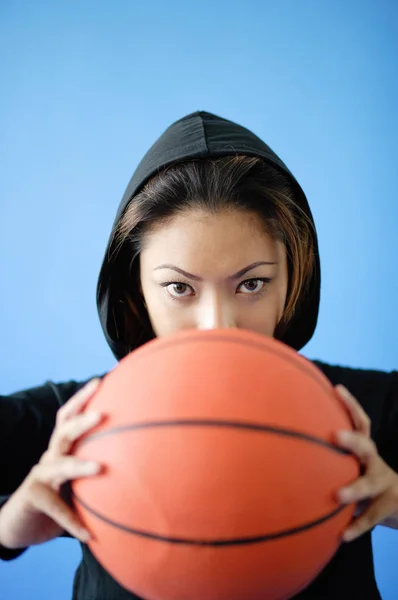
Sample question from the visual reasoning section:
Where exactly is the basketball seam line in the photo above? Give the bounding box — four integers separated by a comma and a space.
71, 492, 348, 546
77, 420, 352, 456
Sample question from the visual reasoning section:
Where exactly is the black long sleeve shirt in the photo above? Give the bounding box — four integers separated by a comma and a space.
1, 360, 397, 599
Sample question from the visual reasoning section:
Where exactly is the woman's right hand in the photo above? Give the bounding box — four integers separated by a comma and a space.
0, 378, 103, 549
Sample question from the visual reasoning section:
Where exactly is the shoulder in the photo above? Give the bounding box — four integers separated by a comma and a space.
311, 360, 397, 396
5, 374, 107, 408
0, 375, 107, 450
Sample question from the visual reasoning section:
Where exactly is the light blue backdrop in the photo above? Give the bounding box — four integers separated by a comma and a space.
1, 1, 397, 598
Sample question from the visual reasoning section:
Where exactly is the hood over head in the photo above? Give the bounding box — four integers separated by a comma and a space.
97, 111, 321, 359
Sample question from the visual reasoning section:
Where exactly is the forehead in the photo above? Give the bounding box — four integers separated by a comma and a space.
140, 209, 285, 272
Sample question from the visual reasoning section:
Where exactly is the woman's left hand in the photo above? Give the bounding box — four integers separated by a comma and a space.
334, 384, 398, 542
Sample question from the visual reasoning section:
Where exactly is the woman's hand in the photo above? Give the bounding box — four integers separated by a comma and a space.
0, 379, 102, 549
334, 384, 398, 542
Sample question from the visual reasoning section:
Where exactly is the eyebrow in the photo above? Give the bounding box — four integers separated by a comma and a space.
153, 261, 277, 282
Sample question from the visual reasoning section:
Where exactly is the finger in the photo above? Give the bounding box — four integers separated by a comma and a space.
34, 457, 101, 491
30, 482, 92, 543
48, 411, 102, 455
342, 493, 398, 542
335, 385, 371, 437
337, 473, 388, 504
56, 379, 101, 426
335, 430, 377, 465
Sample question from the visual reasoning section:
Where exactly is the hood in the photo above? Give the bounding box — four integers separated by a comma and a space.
97, 111, 321, 359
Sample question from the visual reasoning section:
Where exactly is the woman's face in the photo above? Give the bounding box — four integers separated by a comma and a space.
139, 209, 288, 338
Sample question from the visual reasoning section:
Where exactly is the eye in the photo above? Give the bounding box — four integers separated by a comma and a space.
164, 282, 195, 298
237, 278, 271, 295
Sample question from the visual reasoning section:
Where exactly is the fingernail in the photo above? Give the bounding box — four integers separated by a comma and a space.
338, 487, 351, 502
84, 461, 101, 474
86, 411, 101, 422
79, 529, 92, 542
86, 379, 99, 390
337, 385, 351, 399
337, 430, 351, 442
342, 528, 356, 542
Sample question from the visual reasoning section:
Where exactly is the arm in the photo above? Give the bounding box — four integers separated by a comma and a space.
0, 378, 93, 559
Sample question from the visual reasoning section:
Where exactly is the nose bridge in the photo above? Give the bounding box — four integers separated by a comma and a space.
199, 290, 237, 330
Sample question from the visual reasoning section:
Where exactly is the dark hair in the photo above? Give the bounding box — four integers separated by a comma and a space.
107, 156, 316, 353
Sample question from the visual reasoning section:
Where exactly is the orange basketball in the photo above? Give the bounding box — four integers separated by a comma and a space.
71, 328, 359, 600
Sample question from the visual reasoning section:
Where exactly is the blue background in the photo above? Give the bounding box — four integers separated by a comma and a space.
1, 0, 397, 598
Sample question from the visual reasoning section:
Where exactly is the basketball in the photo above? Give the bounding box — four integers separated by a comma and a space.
71, 328, 359, 600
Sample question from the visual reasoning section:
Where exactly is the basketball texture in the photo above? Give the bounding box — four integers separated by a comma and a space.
71, 328, 359, 600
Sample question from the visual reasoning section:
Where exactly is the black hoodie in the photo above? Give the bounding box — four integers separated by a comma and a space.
1, 111, 397, 600
97, 111, 320, 359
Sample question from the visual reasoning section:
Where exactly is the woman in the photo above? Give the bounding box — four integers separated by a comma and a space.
1, 111, 397, 599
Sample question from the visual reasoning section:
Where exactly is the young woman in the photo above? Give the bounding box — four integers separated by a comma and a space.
1, 111, 397, 599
